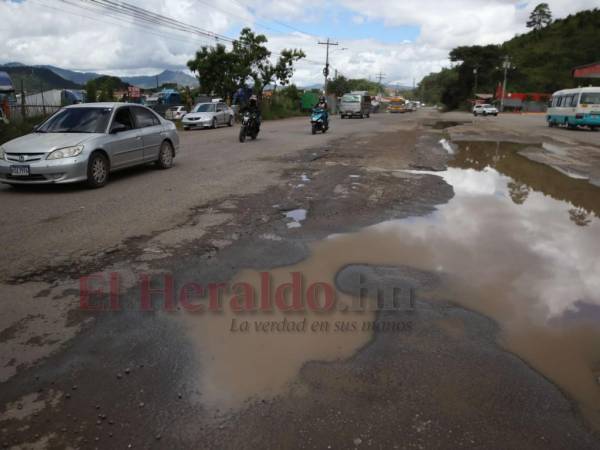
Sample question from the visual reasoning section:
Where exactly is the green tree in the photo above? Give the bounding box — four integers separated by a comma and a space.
232, 28, 305, 100
85, 80, 97, 103
188, 28, 305, 102
527, 3, 553, 31
327, 75, 351, 96
279, 84, 301, 104
187, 43, 240, 100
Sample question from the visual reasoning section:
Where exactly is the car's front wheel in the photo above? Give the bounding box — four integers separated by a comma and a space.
86, 152, 109, 189
156, 141, 174, 169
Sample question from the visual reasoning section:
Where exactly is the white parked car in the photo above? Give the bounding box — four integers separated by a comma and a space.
182, 102, 234, 130
473, 104, 499, 116
165, 105, 188, 121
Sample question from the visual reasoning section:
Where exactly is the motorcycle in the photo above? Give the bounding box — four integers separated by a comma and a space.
239, 111, 260, 142
311, 108, 329, 135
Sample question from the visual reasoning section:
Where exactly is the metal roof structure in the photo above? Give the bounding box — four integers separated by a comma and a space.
572, 62, 600, 79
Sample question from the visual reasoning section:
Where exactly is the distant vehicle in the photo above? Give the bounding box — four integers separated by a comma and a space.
340, 91, 371, 119
547, 87, 600, 130
0, 103, 178, 188
182, 102, 234, 130
310, 108, 329, 134
388, 97, 407, 113
473, 104, 499, 116
405, 101, 417, 112
145, 89, 183, 116
165, 105, 188, 121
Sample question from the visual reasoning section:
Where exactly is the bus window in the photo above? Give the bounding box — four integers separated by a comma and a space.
556, 96, 562, 107
570, 95, 579, 107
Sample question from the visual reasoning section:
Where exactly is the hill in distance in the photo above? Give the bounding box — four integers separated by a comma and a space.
0, 63, 199, 89
1, 66, 81, 92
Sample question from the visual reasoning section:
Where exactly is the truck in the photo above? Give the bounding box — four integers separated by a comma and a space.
340, 91, 371, 119
145, 89, 183, 116
22, 89, 84, 117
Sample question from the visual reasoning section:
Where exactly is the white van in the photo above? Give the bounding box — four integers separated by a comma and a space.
547, 87, 600, 130
340, 91, 371, 119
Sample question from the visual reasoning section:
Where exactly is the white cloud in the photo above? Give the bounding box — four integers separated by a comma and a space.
1, 0, 598, 86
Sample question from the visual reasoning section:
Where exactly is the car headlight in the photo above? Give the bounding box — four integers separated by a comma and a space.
46, 144, 84, 160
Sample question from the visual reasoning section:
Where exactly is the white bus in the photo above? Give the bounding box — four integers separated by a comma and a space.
546, 87, 600, 130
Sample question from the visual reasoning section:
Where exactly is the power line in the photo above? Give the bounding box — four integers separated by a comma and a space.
34, 0, 215, 47
76, 0, 235, 42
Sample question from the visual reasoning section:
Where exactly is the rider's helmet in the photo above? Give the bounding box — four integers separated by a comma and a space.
249, 95, 258, 105
319, 96, 326, 103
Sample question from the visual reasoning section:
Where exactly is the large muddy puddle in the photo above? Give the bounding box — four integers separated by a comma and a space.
177, 140, 600, 428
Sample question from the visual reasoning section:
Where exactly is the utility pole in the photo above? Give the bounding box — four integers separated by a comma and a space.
500, 56, 513, 113
318, 38, 338, 95
20, 79, 26, 119
473, 67, 479, 95
376, 72, 385, 96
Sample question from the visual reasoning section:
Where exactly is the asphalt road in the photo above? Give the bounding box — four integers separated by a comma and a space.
2, 110, 597, 282
0, 113, 401, 281
2, 110, 600, 449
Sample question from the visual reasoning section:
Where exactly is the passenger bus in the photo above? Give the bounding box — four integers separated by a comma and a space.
546, 87, 600, 130
388, 97, 407, 113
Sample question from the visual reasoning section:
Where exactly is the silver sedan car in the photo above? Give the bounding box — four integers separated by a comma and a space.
182, 102, 234, 130
0, 102, 179, 188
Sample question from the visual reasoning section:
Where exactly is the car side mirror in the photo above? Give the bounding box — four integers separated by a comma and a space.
110, 124, 128, 134
32, 124, 40, 131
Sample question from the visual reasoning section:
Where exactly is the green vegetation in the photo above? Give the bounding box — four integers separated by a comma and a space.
0, 115, 47, 145
262, 85, 305, 120
527, 3, 553, 31
326, 75, 382, 97
187, 28, 305, 102
417, 7, 600, 109
85, 76, 130, 102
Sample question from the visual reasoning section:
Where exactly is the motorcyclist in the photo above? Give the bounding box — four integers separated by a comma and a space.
241, 94, 261, 131
315, 95, 328, 110
314, 95, 329, 127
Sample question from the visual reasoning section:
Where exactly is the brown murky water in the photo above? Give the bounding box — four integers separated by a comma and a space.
177, 140, 600, 428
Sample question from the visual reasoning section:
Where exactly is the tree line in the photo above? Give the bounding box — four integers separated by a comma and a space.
417, 6, 600, 109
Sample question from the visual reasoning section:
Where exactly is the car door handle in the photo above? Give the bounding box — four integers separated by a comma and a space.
136, 136, 142, 140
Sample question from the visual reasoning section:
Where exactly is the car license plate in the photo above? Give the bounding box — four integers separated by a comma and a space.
10, 165, 30, 177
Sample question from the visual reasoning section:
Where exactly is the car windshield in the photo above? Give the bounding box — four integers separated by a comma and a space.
37, 107, 113, 133
342, 95, 360, 103
194, 103, 215, 112
482, 104, 492, 108
580, 93, 600, 104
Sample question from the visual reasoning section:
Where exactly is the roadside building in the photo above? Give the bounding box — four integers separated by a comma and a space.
494, 84, 550, 112
572, 61, 600, 79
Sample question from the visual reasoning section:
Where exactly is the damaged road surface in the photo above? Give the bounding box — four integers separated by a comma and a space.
1, 111, 600, 449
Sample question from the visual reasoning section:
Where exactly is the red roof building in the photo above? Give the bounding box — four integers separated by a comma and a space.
572, 62, 600, 79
